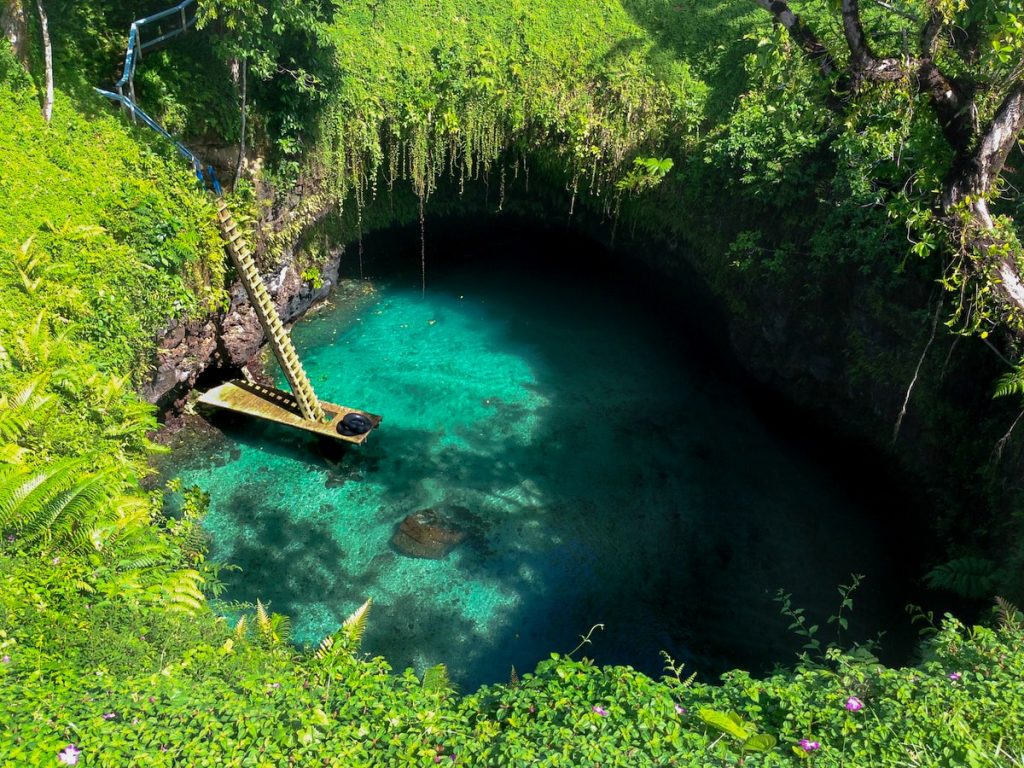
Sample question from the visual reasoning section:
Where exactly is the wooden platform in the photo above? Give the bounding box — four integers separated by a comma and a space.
197, 380, 381, 445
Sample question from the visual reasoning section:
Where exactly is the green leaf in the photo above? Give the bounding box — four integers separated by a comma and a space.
742, 734, 777, 753
698, 708, 751, 741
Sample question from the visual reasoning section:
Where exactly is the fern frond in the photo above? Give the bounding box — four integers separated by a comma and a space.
19, 470, 115, 547
996, 596, 1021, 630
315, 634, 335, 662
509, 665, 519, 688
253, 599, 290, 647
234, 615, 248, 642
994, 368, 1024, 399
925, 557, 998, 599
0, 464, 48, 528
112, 540, 167, 570
0, 378, 52, 444
256, 598, 272, 639
422, 663, 456, 695
341, 597, 372, 649
145, 569, 205, 614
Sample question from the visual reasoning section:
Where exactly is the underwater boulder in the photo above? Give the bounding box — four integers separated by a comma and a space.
391, 509, 466, 559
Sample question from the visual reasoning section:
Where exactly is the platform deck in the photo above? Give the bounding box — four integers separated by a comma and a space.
197, 380, 381, 445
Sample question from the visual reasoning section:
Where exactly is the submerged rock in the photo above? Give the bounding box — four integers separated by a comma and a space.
391, 508, 467, 559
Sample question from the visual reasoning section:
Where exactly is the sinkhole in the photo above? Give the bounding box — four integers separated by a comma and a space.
162, 216, 941, 690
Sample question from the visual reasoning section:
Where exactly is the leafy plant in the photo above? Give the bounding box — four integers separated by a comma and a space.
926, 557, 1000, 599
698, 708, 778, 759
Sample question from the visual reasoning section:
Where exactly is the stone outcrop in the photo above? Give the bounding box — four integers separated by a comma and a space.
141, 234, 342, 411
391, 509, 467, 559
140, 317, 219, 406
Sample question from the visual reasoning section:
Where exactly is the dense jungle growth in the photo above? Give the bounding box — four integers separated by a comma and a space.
2, 0, 1024, 764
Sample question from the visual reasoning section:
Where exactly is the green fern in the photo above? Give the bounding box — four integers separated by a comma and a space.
422, 663, 457, 695
0, 459, 118, 547
341, 597, 372, 649
144, 569, 205, 614
13, 236, 44, 295
254, 599, 291, 648
995, 596, 1021, 631
925, 557, 999, 599
234, 615, 249, 642
994, 367, 1024, 399
0, 378, 52, 446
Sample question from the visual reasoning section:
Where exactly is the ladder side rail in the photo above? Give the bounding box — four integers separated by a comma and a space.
229, 256, 325, 422
218, 210, 325, 422
114, 0, 197, 90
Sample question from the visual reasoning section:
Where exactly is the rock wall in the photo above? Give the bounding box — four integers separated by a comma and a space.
141, 238, 341, 410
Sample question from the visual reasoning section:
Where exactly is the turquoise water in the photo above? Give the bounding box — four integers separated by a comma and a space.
166, 230, 920, 689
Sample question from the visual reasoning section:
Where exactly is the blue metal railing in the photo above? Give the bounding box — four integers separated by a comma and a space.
93, 89, 221, 194
115, 0, 197, 96
94, 0, 220, 194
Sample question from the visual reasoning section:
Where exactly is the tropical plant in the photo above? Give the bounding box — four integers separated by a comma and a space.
926, 556, 1001, 599
0, 458, 118, 549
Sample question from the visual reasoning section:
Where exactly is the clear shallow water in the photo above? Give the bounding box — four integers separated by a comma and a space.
165, 231, 920, 689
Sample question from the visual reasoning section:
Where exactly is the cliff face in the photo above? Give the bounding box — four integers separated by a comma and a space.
141, 236, 341, 409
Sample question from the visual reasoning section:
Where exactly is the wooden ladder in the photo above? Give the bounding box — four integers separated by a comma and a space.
215, 198, 326, 423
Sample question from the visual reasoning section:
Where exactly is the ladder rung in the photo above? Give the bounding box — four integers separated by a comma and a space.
218, 207, 323, 415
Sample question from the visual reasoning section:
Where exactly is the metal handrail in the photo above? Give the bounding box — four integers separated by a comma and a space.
114, 0, 197, 93
95, 0, 220, 194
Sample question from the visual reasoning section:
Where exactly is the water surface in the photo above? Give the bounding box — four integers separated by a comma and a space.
166, 225, 921, 689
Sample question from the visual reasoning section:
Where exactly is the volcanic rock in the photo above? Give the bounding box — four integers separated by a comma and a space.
391, 509, 466, 559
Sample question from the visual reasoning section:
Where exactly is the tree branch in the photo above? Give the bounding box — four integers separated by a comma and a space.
750, 0, 837, 77
841, 0, 873, 68
921, 9, 942, 57
36, 0, 52, 123
871, 0, 921, 25
893, 298, 942, 443
974, 80, 1024, 194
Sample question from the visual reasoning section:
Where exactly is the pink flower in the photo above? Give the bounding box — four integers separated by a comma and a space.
591, 705, 609, 717
798, 739, 821, 752
1, 655, 10, 664
102, 712, 117, 720
58, 744, 80, 765
674, 704, 687, 715
948, 672, 962, 681
845, 696, 864, 712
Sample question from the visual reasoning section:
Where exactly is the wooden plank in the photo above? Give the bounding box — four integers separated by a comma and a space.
197, 380, 381, 445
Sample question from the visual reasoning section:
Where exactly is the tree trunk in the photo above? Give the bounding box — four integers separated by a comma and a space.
35, 0, 52, 123
751, 0, 1024, 322
235, 56, 247, 185
2, 0, 31, 67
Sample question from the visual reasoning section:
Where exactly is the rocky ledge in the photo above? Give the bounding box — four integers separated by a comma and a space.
141, 242, 342, 415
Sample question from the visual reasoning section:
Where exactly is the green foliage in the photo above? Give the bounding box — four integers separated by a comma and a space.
0, 40, 225, 470
314, 0, 702, 213
421, 662, 455, 695
994, 365, 1024, 398
926, 556, 1002, 599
